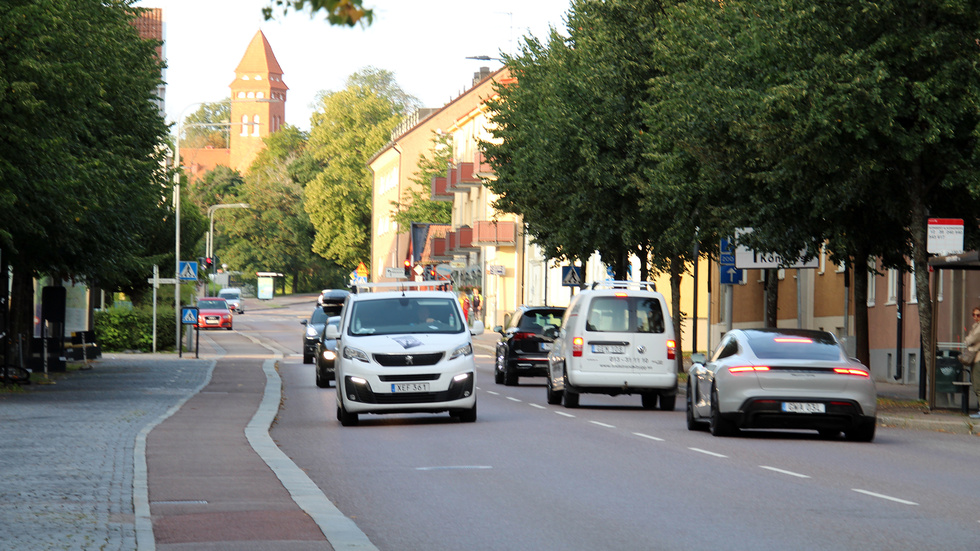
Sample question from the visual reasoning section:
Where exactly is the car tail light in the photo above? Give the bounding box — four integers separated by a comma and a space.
773, 337, 813, 344
614, 292, 627, 297
513, 332, 535, 341
666, 339, 676, 360
833, 367, 870, 377
572, 337, 584, 357
729, 365, 770, 374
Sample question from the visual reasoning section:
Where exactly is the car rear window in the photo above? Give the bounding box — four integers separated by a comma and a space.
585, 296, 664, 333
517, 309, 565, 333
745, 332, 842, 361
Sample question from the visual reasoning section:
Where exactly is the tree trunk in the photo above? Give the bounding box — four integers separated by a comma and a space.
670, 258, 684, 374
764, 268, 778, 327
9, 258, 35, 363
909, 175, 934, 405
852, 251, 871, 367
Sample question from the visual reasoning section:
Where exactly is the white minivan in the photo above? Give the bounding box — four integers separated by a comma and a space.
547, 281, 677, 409
325, 282, 484, 426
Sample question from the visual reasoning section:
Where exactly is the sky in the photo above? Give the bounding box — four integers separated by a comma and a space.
134, 0, 573, 132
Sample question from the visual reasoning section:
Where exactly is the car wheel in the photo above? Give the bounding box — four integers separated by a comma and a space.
563, 380, 579, 408
337, 402, 358, 426
686, 383, 708, 431
227, 325, 233, 331
709, 388, 738, 437
844, 420, 876, 442
503, 362, 518, 386
546, 376, 563, 405
315, 365, 329, 389
659, 393, 676, 411
641, 393, 658, 409
303, 354, 313, 365
456, 403, 477, 423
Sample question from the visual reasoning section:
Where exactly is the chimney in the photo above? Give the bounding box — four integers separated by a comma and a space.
472, 66, 491, 87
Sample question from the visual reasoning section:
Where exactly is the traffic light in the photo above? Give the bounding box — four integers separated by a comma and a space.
204, 257, 213, 270
404, 259, 412, 278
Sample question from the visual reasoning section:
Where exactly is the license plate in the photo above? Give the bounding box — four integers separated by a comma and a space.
391, 382, 430, 393
539, 342, 553, 351
781, 402, 825, 413
591, 344, 624, 354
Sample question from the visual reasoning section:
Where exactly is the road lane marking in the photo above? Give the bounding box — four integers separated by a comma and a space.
589, 421, 616, 428
760, 466, 810, 478
506, 396, 522, 402
632, 432, 665, 442
529, 403, 546, 409
555, 411, 576, 418
416, 466, 493, 471
486, 391, 500, 396
689, 447, 728, 458
852, 489, 918, 506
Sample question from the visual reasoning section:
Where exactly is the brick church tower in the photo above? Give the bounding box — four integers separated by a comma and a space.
229, 30, 288, 172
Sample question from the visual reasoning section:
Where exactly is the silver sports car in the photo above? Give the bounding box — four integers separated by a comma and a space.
687, 328, 877, 441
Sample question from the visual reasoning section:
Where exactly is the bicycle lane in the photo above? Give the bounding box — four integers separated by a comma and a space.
144, 330, 375, 551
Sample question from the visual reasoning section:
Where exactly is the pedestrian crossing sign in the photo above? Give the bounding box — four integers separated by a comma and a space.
561, 266, 583, 287
179, 261, 198, 281
181, 307, 198, 325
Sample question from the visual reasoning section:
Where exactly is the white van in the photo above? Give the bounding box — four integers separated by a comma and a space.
325, 282, 485, 426
217, 287, 244, 314
546, 281, 677, 409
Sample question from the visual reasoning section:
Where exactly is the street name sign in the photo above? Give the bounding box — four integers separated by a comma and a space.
385, 267, 407, 279
733, 228, 818, 269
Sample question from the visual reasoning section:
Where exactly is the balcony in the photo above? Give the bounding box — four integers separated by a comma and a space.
473, 220, 516, 246
430, 175, 452, 201
454, 162, 481, 188
474, 151, 495, 179
457, 226, 475, 249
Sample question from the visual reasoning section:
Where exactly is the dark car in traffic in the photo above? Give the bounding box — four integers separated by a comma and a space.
314, 315, 341, 388
494, 306, 566, 385
302, 291, 348, 364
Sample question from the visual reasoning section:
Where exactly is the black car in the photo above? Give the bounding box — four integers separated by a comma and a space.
315, 315, 341, 388
494, 306, 566, 386
302, 291, 349, 364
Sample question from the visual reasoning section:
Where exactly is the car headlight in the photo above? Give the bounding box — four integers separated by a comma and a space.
343, 346, 369, 362
322, 350, 337, 361
449, 342, 473, 360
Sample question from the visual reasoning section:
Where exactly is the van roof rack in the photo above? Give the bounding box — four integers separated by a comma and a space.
590, 280, 657, 291
352, 281, 453, 294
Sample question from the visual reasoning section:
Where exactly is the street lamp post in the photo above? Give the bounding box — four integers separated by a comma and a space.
207, 203, 250, 294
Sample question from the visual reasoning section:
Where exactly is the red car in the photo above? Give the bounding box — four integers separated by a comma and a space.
196, 297, 233, 330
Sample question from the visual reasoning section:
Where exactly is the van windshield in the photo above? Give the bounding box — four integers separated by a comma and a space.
348, 297, 464, 336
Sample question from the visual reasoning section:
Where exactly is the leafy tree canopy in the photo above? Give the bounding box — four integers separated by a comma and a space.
263, 0, 373, 26
391, 131, 452, 230
181, 99, 231, 149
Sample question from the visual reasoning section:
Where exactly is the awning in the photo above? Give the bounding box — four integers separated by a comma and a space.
927, 250, 980, 270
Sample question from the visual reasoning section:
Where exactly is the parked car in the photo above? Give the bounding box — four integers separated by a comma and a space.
302, 305, 336, 364
686, 328, 877, 441
326, 282, 484, 426
494, 306, 566, 385
315, 315, 341, 388
547, 281, 676, 409
196, 298, 233, 330
217, 287, 244, 314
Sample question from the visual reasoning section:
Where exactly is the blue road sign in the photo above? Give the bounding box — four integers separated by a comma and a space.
719, 238, 743, 285
562, 266, 583, 287
179, 261, 198, 281
181, 307, 199, 325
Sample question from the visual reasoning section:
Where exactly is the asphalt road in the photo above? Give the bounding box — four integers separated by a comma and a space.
233, 298, 980, 551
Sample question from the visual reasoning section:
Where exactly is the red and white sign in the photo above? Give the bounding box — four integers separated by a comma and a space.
927, 218, 964, 254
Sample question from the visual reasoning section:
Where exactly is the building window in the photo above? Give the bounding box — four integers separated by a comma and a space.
254, 75, 262, 80
886, 269, 897, 304
240, 115, 249, 136
252, 115, 260, 136
257, 92, 265, 99
909, 262, 917, 304
242, 75, 249, 80
867, 259, 876, 307
237, 92, 246, 98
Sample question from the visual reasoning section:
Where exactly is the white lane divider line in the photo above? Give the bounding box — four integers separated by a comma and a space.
689, 447, 728, 458
529, 403, 546, 409
852, 489, 918, 506
486, 391, 500, 396
506, 396, 522, 402
632, 432, 665, 442
589, 420, 616, 428
760, 466, 810, 478
555, 411, 576, 418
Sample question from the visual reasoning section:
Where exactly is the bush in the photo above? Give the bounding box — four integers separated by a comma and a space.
94, 306, 177, 352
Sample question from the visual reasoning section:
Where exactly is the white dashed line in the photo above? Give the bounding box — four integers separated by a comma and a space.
555, 411, 576, 418
760, 466, 810, 478
852, 489, 918, 506
529, 403, 546, 409
589, 421, 616, 428
632, 432, 665, 442
506, 396, 522, 402
486, 391, 500, 396
689, 447, 728, 458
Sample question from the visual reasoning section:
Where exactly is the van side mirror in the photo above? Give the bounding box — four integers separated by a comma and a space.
470, 320, 485, 336
325, 325, 340, 339
690, 352, 707, 366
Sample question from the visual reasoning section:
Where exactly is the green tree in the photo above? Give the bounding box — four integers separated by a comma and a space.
0, 1, 177, 341
304, 68, 415, 270
181, 99, 231, 149
391, 131, 452, 229
263, 0, 373, 26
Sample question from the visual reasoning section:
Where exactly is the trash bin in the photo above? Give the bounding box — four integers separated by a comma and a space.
935, 353, 970, 412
